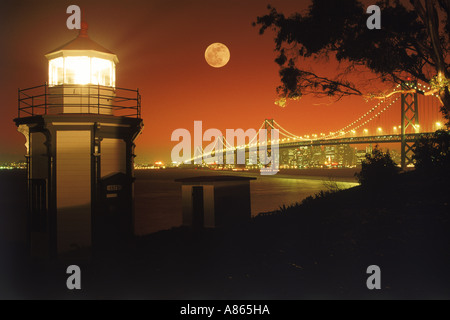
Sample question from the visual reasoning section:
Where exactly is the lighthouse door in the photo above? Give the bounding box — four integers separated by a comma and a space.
95, 173, 132, 248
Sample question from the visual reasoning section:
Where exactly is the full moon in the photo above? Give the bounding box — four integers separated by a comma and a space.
205, 43, 230, 68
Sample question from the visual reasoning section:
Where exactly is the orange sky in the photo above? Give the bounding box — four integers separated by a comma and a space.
0, 0, 394, 163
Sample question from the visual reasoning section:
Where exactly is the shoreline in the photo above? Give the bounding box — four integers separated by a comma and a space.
153, 167, 360, 183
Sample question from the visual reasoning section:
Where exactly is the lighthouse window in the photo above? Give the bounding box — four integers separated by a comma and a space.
48, 57, 64, 86
48, 56, 115, 87
64, 56, 91, 85
91, 58, 114, 87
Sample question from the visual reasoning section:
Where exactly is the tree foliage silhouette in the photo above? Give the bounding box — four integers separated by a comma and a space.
254, 0, 450, 121
355, 146, 400, 187
413, 129, 450, 172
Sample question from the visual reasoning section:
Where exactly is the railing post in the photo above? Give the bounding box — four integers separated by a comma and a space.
137, 88, 140, 118
98, 84, 100, 115
88, 84, 90, 114
18, 88, 20, 118
44, 82, 47, 114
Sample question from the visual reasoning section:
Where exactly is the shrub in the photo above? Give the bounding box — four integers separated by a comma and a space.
355, 146, 400, 187
413, 130, 450, 173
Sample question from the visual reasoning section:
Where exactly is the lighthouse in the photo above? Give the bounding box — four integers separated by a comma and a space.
14, 23, 144, 257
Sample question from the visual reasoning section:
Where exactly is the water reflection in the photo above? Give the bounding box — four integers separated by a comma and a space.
134, 169, 358, 236
251, 176, 357, 215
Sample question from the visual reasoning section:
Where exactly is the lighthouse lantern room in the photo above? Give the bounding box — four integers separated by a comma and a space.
14, 23, 144, 258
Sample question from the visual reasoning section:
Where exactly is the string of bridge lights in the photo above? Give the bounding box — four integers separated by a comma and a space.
417, 82, 441, 98
323, 96, 400, 139
269, 88, 401, 141
323, 85, 406, 139
259, 87, 406, 142
189, 82, 440, 162
274, 82, 440, 141
272, 120, 305, 140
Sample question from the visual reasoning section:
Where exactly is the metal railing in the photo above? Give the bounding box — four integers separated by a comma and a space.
18, 83, 141, 118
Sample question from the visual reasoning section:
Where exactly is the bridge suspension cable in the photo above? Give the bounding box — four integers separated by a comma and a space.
325, 96, 401, 138
272, 82, 442, 141
272, 120, 303, 140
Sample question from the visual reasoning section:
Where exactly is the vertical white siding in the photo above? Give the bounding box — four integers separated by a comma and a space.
101, 138, 126, 178
30, 132, 48, 179
56, 130, 91, 253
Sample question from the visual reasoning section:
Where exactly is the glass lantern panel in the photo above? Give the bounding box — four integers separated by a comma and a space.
48, 57, 64, 86
91, 58, 114, 87
64, 56, 91, 85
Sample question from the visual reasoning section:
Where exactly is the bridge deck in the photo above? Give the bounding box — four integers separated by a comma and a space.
257, 133, 434, 150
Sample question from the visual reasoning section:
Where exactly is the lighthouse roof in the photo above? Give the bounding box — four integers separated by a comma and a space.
46, 23, 118, 62
49, 35, 114, 54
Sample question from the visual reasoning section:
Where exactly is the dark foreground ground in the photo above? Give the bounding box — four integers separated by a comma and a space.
0, 169, 449, 299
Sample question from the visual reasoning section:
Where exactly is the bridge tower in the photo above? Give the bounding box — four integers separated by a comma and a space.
264, 119, 275, 143
401, 81, 420, 170
263, 119, 274, 161
262, 119, 280, 169
217, 135, 225, 165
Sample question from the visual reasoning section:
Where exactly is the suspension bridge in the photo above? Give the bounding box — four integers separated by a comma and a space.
189, 81, 446, 170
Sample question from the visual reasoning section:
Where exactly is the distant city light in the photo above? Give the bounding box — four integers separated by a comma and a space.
0, 161, 27, 170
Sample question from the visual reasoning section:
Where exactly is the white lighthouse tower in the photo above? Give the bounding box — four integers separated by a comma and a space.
14, 23, 144, 257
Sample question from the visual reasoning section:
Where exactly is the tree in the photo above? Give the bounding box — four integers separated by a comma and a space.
254, 0, 450, 122
355, 146, 400, 187
413, 129, 450, 172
